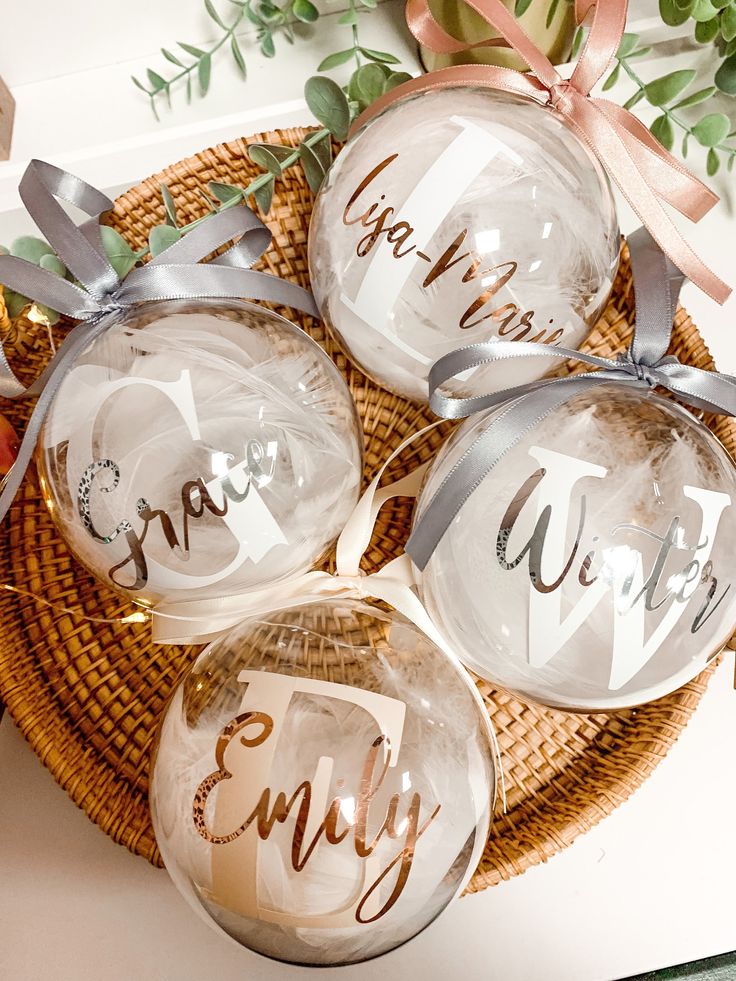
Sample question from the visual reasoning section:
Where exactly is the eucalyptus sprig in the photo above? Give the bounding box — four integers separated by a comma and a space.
18, 0, 406, 323
317, 0, 403, 74
0, 69, 379, 325
132, 0, 319, 118
597, 31, 736, 176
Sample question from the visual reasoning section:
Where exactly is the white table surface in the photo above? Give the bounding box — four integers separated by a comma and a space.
2, 4, 736, 979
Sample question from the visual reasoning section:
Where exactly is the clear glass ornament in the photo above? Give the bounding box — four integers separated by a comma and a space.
38, 300, 362, 606
308, 87, 620, 403
415, 383, 736, 711
150, 598, 494, 966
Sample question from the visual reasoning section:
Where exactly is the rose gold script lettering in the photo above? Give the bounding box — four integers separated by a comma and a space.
342, 154, 562, 344
193, 713, 440, 924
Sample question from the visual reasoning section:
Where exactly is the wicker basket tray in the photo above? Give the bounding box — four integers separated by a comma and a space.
0, 128, 732, 894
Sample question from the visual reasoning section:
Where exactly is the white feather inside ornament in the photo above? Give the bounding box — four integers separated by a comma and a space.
150, 597, 494, 966
414, 382, 736, 710
308, 87, 620, 402
38, 299, 362, 606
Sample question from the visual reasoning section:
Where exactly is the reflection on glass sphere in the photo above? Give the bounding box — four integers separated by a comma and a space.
309, 87, 620, 402
151, 599, 494, 965
415, 384, 736, 710
38, 299, 362, 606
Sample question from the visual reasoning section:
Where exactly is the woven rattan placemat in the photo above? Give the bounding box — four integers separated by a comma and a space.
0, 128, 731, 892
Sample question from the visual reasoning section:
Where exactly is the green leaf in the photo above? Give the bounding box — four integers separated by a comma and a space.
162, 47, 186, 67
727, 37, 736, 56
160, 184, 178, 226
198, 188, 218, 212
299, 141, 327, 193
198, 53, 212, 95
692, 111, 731, 145
571, 25, 585, 58
10, 236, 54, 264
682, 133, 689, 157
359, 0, 377, 7
230, 35, 247, 78
650, 114, 675, 151
546, 0, 560, 28
317, 48, 356, 71
602, 64, 620, 91
616, 33, 640, 58
146, 69, 168, 93
383, 70, 412, 93
304, 75, 351, 140
248, 144, 284, 175
672, 85, 717, 108
39, 253, 66, 278
623, 89, 645, 110
358, 47, 401, 64
99, 226, 138, 279
644, 69, 697, 106
0, 245, 8, 255
204, 0, 227, 28
208, 181, 243, 203
148, 224, 182, 257
694, 16, 719, 41
514, 0, 533, 14
659, 0, 694, 24
309, 133, 332, 170
248, 142, 295, 163
722, 3, 736, 40
338, 7, 358, 24
260, 31, 276, 57
4, 290, 31, 319
132, 75, 151, 93
178, 41, 207, 57
728, 153, 735, 172
292, 0, 319, 22
707, 147, 720, 174
691, 0, 719, 19
627, 45, 652, 58
351, 62, 386, 109
252, 178, 274, 214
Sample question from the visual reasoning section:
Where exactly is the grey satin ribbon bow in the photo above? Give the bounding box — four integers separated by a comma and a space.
0, 159, 319, 525
407, 226, 736, 571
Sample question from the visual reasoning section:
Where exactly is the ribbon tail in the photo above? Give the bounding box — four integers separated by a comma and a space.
597, 100, 718, 223
0, 255, 102, 320
363, 555, 505, 812
568, 96, 730, 304
656, 362, 736, 416
627, 226, 684, 364
0, 317, 112, 525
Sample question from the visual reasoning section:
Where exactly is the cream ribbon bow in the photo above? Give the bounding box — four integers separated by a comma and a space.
151, 425, 505, 806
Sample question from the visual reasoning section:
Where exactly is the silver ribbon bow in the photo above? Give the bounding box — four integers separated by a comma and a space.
407, 226, 736, 571
0, 159, 319, 524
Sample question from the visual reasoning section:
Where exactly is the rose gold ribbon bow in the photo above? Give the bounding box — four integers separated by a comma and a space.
351, 0, 730, 305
